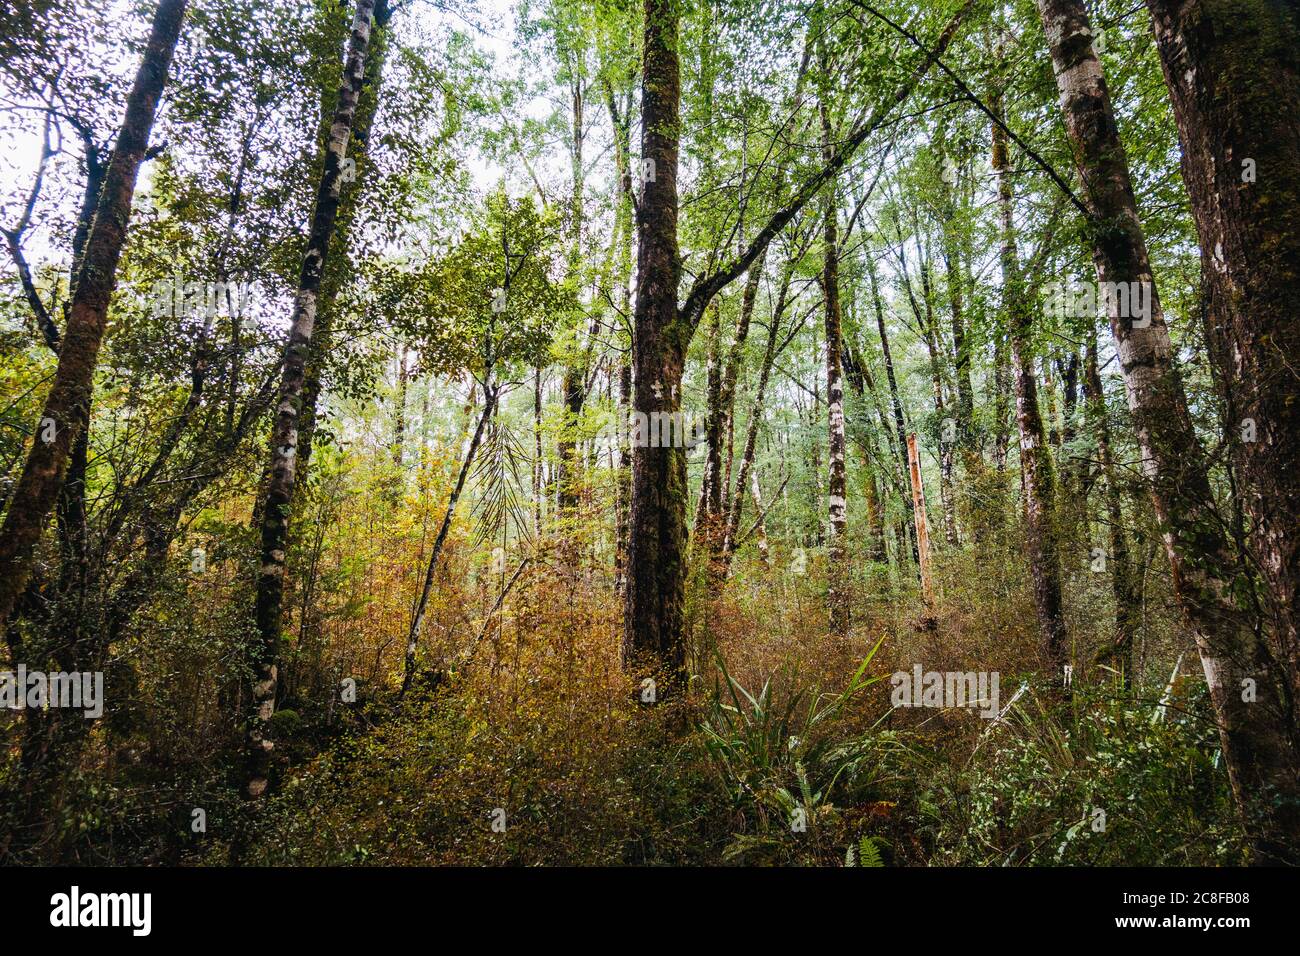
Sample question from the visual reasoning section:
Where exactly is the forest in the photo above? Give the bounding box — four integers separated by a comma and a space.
0, 0, 1297, 870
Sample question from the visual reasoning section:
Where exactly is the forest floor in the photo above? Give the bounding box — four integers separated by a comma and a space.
180, 519, 1241, 867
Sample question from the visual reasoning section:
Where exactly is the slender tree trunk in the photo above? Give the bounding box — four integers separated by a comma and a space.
720, 254, 763, 518
695, 299, 724, 543
0, 0, 188, 631
723, 255, 796, 566
392, 347, 409, 467
748, 468, 771, 565
606, 76, 635, 595
557, 71, 588, 514
820, 95, 849, 634
1144, 0, 1300, 722
991, 87, 1069, 676
906, 433, 935, 605
1083, 334, 1137, 685
534, 365, 544, 537
842, 344, 888, 562
402, 387, 497, 694
867, 257, 919, 563
297, 0, 392, 476
1038, 0, 1300, 861
246, 0, 377, 801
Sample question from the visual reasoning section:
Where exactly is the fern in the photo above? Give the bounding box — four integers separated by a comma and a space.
846, 835, 886, 867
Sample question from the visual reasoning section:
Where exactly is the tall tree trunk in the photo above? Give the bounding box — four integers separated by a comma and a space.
842, 343, 888, 562
906, 433, 935, 605
297, 0, 392, 476
991, 85, 1069, 677
1144, 0, 1300, 725
695, 298, 724, 543
246, 0, 377, 801
1038, 0, 1300, 860
723, 254, 797, 566
720, 254, 763, 518
820, 95, 849, 635
867, 256, 920, 563
533, 366, 544, 536
392, 347, 409, 467
557, 69, 588, 514
0, 0, 188, 632
606, 76, 635, 595
1083, 334, 1138, 685
623, 0, 689, 682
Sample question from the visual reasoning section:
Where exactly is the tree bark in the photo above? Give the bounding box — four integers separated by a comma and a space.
0, 0, 188, 632
623, 0, 688, 682
1038, 0, 1300, 860
1144, 0, 1300, 728
819, 94, 849, 635
906, 433, 935, 605
991, 81, 1069, 676
296, 0, 392, 476
867, 256, 920, 564
1083, 334, 1138, 685
247, 0, 377, 801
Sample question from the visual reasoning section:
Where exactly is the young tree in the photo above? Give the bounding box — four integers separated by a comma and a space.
818, 80, 849, 635
989, 63, 1068, 676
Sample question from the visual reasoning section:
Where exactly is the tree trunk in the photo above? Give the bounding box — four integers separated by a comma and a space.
392, 347, 409, 467
1083, 333, 1138, 685
1144, 0, 1300, 727
842, 344, 888, 562
906, 433, 935, 605
991, 85, 1069, 676
0, 0, 188, 632
720, 254, 763, 518
622, 0, 689, 682
820, 94, 849, 635
1038, 0, 1300, 860
297, 0, 392, 476
867, 256, 920, 564
557, 69, 588, 514
723, 254, 797, 566
402, 387, 497, 694
246, 0, 377, 801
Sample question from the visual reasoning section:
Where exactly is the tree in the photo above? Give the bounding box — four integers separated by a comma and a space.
1143, 0, 1300, 730
990, 46, 1067, 676
0, 0, 189, 632
247, 0, 379, 802
622, 0, 977, 682
1035, 0, 1300, 860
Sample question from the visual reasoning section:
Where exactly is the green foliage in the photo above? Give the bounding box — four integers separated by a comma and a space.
922, 684, 1245, 865
700, 640, 899, 863
391, 191, 575, 382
